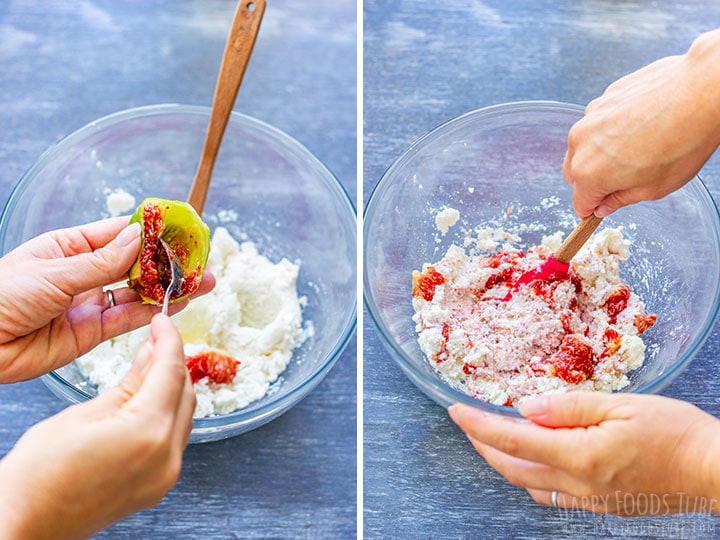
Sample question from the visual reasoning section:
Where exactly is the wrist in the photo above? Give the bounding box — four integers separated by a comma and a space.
0, 455, 37, 539
703, 419, 720, 512
685, 29, 720, 141
685, 413, 720, 513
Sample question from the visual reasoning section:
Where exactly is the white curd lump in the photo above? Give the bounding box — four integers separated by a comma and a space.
76, 226, 305, 418
434, 207, 460, 235
105, 188, 136, 217
412, 218, 656, 408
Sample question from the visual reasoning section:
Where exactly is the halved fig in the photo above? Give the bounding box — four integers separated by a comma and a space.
127, 197, 211, 305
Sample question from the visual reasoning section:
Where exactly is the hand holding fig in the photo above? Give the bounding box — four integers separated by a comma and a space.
0, 217, 215, 383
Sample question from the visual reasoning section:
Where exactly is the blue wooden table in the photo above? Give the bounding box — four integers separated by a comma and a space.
364, 2, 720, 539
0, 1, 356, 538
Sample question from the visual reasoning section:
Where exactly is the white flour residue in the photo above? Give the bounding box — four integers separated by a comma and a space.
541, 196, 560, 209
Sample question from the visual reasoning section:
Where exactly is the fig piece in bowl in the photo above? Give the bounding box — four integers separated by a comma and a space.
127, 197, 211, 305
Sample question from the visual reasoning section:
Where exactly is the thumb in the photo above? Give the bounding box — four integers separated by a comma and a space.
519, 391, 625, 428
85, 337, 155, 416
596, 190, 639, 216
596, 184, 663, 217
54, 222, 141, 296
567, 178, 608, 219
563, 149, 606, 218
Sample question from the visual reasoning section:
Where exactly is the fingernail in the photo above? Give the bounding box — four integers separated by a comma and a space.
519, 396, 547, 417
115, 222, 141, 247
594, 204, 615, 218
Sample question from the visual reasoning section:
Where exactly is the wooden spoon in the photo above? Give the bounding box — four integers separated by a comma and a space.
187, 0, 266, 214
553, 214, 604, 264
504, 214, 604, 299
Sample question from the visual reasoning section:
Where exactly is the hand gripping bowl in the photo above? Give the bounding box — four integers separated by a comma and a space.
364, 100, 720, 418
0, 104, 356, 443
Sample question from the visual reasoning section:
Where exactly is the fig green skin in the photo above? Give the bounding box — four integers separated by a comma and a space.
127, 197, 211, 305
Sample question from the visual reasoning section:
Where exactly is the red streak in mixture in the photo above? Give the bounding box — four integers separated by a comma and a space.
531, 279, 563, 303
412, 266, 446, 301
462, 362, 476, 375
486, 250, 525, 269
600, 327, 622, 358
479, 250, 525, 293
433, 322, 451, 364
634, 313, 657, 334
559, 311, 574, 334
484, 267, 515, 290
547, 335, 595, 384
605, 285, 630, 324
185, 350, 240, 384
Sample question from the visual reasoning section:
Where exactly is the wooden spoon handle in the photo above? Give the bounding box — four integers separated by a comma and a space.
554, 214, 604, 264
187, 0, 266, 214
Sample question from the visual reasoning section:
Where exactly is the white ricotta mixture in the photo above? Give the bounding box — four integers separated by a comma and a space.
412, 218, 656, 407
76, 226, 305, 418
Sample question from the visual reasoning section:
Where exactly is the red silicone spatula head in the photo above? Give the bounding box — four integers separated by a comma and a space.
512, 254, 570, 289
504, 214, 603, 300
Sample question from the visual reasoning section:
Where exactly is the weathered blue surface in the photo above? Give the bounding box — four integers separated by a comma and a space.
0, 1, 356, 538
364, 1, 720, 539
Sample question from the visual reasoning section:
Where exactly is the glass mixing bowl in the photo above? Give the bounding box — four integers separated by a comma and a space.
1, 104, 356, 443
364, 100, 720, 417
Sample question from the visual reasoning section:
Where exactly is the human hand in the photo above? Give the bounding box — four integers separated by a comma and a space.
0, 217, 215, 383
449, 392, 720, 515
563, 28, 720, 218
0, 314, 195, 539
